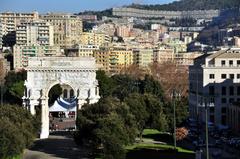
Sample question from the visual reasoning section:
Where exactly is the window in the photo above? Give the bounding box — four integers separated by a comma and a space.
209, 74, 215, 79
237, 86, 240, 95
222, 86, 226, 95
237, 74, 240, 79
221, 74, 227, 79
222, 107, 227, 114
221, 60, 226, 66
229, 60, 233, 66
221, 115, 226, 125
237, 60, 240, 66
221, 98, 227, 103
70, 89, 74, 98
229, 98, 234, 103
63, 89, 68, 99
230, 74, 234, 79
229, 86, 234, 95
209, 86, 215, 95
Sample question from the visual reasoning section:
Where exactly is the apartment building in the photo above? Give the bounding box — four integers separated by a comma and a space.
116, 25, 132, 38
113, 7, 219, 20
154, 47, 202, 65
93, 46, 133, 74
189, 48, 240, 127
14, 45, 61, 70
0, 12, 39, 34
0, 12, 39, 46
154, 47, 175, 63
65, 44, 99, 57
80, 32, 111, 46
16, 20, 54, 46
41, 13, 82, 48
133, 49, 153, 67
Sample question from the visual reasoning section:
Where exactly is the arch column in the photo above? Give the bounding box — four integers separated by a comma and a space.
29, 99, 36, 115
40, 97, 49, 139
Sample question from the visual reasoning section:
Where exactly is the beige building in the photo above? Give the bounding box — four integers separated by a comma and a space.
227, 104, 240, 134
16, 20, 54, 46
65, 44, 99, 57
133, 49, 153, 67
0, 12, 39, 35
154, 47, 175, 63
14, 45, 61, 70
154, 46, 202, 65
116, 25, 131, 38
175, 52, 203, 65
189, 48, 240, 126
0, 12, 39, 46
93, 46, 133, 74
80, 32, 110, 46
41, 13, 82, 48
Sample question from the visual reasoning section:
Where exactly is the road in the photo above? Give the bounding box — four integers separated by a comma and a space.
23, 131, 89, 159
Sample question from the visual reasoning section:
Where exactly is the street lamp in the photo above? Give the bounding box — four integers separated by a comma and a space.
171, 89, 180, 150
198, 96, 214, 159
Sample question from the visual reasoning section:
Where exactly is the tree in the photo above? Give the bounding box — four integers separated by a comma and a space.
120, 64, 145, 80
9, 81, 24, 100
0, 105, 40, 158
4, 70, 27, 104
125, 93, 168, 140
149, 62, 188, 100
124, 93, 148, 140
75, 97, 137, 159
96, 70, 116, 97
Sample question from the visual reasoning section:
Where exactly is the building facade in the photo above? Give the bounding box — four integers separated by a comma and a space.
93, 46, 133, 74
65, 44, 99, 57
227, 104, 240, 134
0, 12, 39, 46
16, 20, 54, 46
41, 13, 82, 48
189, 48, 240, 127
80, 32, 111, 46
0, 12, 39, 34
14, 45, 62, 70
113, 7, 219, 20
133, 49, 153, 67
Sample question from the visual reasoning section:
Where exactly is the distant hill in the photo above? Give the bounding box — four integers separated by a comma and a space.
128, 0, 240, 11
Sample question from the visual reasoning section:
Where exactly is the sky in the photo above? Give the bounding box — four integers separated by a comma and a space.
0, 0, 175, 13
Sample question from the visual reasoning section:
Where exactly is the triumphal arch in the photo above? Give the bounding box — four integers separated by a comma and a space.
22, 57, 100, 139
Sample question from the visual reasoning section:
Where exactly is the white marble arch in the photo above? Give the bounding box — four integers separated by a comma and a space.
22, 57, 100, 139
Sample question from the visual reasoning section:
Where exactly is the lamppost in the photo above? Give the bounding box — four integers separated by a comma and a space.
171, 89, 180, 150
204, 97, 210, 159
198, 96, 213, 159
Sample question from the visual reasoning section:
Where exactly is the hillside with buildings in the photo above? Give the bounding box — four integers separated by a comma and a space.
128, 0, 240, 11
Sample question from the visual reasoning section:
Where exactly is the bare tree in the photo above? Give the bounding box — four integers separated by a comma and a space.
149, 61, 189, 100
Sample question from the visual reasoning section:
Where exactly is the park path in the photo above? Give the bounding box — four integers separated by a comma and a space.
23, 132, 89, 159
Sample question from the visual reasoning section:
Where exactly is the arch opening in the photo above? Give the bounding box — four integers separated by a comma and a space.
48, 83, 77, 132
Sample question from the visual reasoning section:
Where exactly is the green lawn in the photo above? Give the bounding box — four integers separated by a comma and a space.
96, 129, 194, 159
126, 143, 194, 154
143, 129, 162, 135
